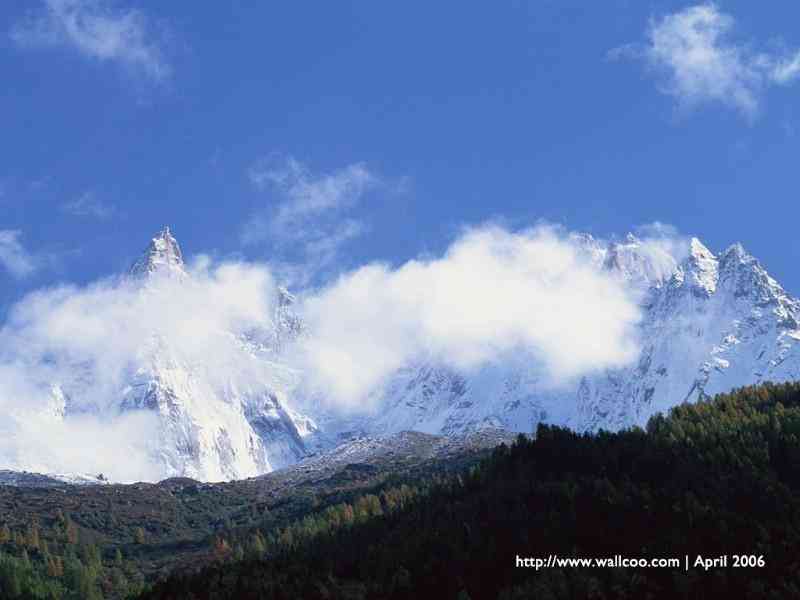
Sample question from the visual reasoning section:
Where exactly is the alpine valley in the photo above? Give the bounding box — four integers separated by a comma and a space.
4, 227, 799, 484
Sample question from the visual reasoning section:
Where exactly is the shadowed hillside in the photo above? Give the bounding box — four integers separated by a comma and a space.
139, 382, 800, 600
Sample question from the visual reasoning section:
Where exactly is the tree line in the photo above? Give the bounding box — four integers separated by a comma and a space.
139, 381, 800, 599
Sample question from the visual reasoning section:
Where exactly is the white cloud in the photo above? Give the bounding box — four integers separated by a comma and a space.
243, 157, 380, 282
768, 51, 800, 84
11, 0, 170, 83
0, 230, 38, 279
0, 259, 279, 481
294, 224, 642, 406
62, 191, 116, 219
0, 223, 644, 479
248, 158, 376, 228
612, 3, 800, 117
634, 221, 680, 240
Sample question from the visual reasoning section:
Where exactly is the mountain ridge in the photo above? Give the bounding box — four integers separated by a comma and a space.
5, 226, 800, 483
355, 232, 800, 438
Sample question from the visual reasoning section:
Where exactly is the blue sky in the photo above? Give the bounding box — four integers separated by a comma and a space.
2, 0, 800, 315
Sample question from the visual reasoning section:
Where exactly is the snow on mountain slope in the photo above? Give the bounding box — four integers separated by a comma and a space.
129, 226, 187, 280
109, 229, 800, 471
30, 228, 320, 482
5, 227, 798, 483
354, 235, 800, 437
117, 228, 323, 480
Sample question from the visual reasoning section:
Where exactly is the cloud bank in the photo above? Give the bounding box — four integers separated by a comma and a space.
0, 222, 668, 479
612, 3, 800, 117
0, 259, 279, 481
295, 225, 642, 406
11, 0, 171, 83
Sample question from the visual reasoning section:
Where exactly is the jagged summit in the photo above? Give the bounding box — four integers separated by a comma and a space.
687, 236, 713, 259
11, 228, 800, 483
365, 232, 800, 438
722, 242, 749, 261
671, 237, 718, 297
129, 226, 186, 279
116, 226, 315, 481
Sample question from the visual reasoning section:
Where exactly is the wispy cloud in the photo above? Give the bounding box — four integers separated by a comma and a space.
0, 230, 38, 279
11, 0, 171, 83
29, 176, 52, 191
610, 3, 800, 118
62, 191, 116, 219
243, 156, 380, 282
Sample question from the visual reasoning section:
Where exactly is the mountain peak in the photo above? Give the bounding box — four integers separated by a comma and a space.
671, 237, 718, 297
688, 237, 714, 260
717, 242, 790, 306
720, 242, 751, 263
129, 226, 186, 279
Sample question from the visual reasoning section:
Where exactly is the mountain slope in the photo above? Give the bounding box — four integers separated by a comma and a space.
5, 228, 800, 483
358, 235, 800, 437
138, 381, 800, 600
39, 228, 320, 482
0, 428, 508, 600
120, 228, 322, 480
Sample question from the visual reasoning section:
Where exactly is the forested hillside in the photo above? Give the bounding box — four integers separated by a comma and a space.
139, 382, 800, 600
3, 382, 800, 599
0, 433, 501, 599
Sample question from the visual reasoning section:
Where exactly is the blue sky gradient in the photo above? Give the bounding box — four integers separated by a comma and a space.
2, 1, 800, 314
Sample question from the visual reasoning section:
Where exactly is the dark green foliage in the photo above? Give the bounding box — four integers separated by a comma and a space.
0, 523, 141, 600
0, 426, 498, 598
139, 382, 800, 600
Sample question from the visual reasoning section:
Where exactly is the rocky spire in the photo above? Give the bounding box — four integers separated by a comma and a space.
129, 226, 186, 279
718, 242, 789, 306
678, 237, 718, 297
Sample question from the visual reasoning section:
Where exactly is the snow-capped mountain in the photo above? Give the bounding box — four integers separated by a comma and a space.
59, 228, 320, 481
356, 235, 800, 436
575, 236, 800, 431
129, 226, 187, 280
10, 227, 800, 483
